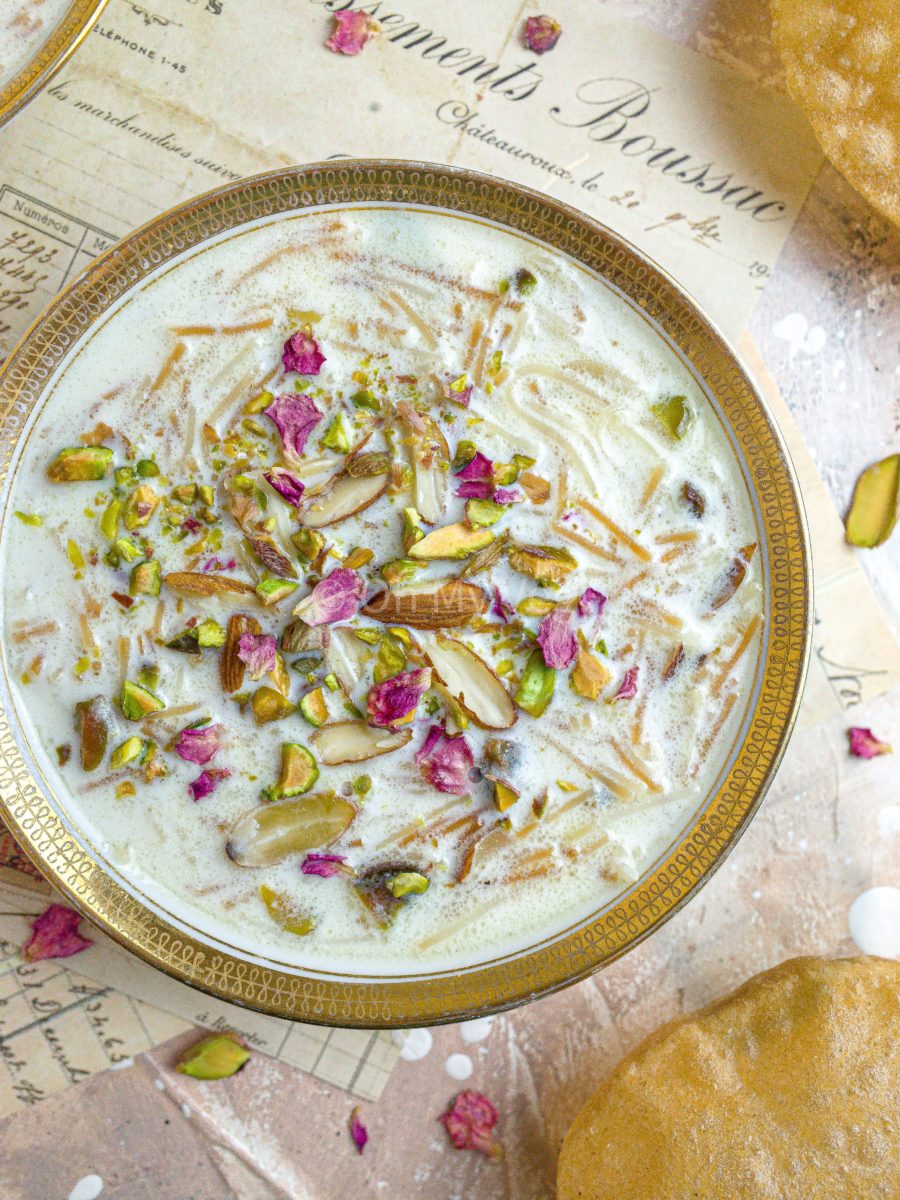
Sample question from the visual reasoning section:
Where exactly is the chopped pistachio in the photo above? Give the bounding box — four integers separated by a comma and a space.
343, 546, 374, 570
452, 440, 478, 470
264, 743, 319, 799
75, 697, 109, 771
386, 871, 429, 898
466, 499, 506, 527
136, 459, 159, 478
66, 540, 85, 572
122, 484, 159, 531
258, 884, 316, 936
353, 628, 381, 645
352, 774, 372, 798
373, 634, 407, 684
299, 687, 329, 727
176, 1032, 250, 1079
115, 465, 135, 488
129, 559, 161, 597
514, 268, 538, 295
401, 507, 425, 553
487, 350, 503, 377
137, 663, 160, 691
198, 484, 215, 507
491, 778, 519, 812
408, 522, 493, 560
99, 498, 122, 540
251, 686, 297, 724
245, 389, 274, 415
195, 618, 226, 648
256, 577, 299, 606
515, 650, 556, 717
517, 596, 556, 617
508, 543, 577, 586
115, 537, 142, 563
56, 744, 71, 767
110, 736, 144, 769
14, 511, 42, 527
381, 558, 425, 586
460, 530, 510, 578
116, 781, 136, 799
321, 412, 351, 453
346, 450, 392, 478
351, 388, 381, 413
291, 528, 326, 562
171, 483, 197, 504
48, 447, 113, 483
323, 672, 340, 692
845, 453, 899, 548
121, 679, 164, 720
652, 395, 693, 439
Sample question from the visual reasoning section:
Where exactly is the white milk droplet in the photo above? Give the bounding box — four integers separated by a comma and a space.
394, 1027, 433, 1061
445, 1053, 473, 1081
876, 806, 900, 839
848, 887, 900, 958
460, 1016, 494, 1044
68, 1176, 103, 1200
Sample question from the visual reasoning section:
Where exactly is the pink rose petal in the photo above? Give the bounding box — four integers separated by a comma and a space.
181, 516, 202, 535
439, 1091, 501, 1159
188, 767, 231, 802
610, 666, 639, 702
282, 329, 325, 375
524, 15, 561, 54
455, 480, 494, 500
537, 607, 577, 669
456, 451, 494, 482
415, 724, 474, 795
23, 903, 92, 962
202, 556, 237, 572
848, 726, 892, 759
349, 1106, 369, 1153
578, 587, 607, 619
492, 487, 524, 505
326, 10, 380, 56
264, 393, 323, 460
264, 468, 306, 508
367, 667, 432, 727
237, 632, 277, 680
301, 853, 351, 879
174, 722, 225, 766
491, 587, 514, 623
292, 567, 365, 626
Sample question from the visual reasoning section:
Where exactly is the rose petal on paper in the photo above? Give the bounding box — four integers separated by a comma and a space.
416, 724, 474, 795
367, 667, 432, 727
23, 903, 92, 962
349, 1106, 369, 1153
455, 480, 494, 500
537, 607, 578, 669
301, 853, 351, 879
292, 567, 365, 626
264, 468, 306, 508
610, 666, 639, 702
174, 722, 225, 765
237, 632, 278, 680
848, 726, 892, 759
456, 451, 494, 482
524, 15, 561, 54
188, 767, 231, 802
282, 329, 325, 375
264, 393, 323, 460
439, 1091, 501, 1158
578, 587, 607, 619
326, 10, 380, 56
491, 587, 514, 623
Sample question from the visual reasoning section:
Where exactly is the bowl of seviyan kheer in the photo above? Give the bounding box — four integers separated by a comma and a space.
0, 0, 109, 127
0, 163, 810, 1025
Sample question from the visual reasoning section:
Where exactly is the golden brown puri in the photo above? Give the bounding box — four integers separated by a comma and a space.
770, 0, 900, 225
557, 956, 899, 1200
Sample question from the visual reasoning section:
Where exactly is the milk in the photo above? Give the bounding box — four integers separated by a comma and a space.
0, 207, 763, 974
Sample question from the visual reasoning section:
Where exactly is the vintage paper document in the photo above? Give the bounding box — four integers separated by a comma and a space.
0, 864, 399, 1118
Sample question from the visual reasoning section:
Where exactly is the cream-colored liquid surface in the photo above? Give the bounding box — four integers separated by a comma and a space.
0, 0, 69, 87
0, 207, 763, 974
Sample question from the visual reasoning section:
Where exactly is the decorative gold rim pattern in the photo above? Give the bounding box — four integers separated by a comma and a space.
0, 0, 109, 129
0, 161, 812, 1027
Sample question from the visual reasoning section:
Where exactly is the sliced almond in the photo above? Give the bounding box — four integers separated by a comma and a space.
221, 612, 261, 693
165, 571, 256, 597
302, 471, 389, 528
403, 412, 449, 524
309, 720, 412, 765
225, 793, 356, 867
418, 632, 516, 730
362, 578, 488, 629
325, 626, 370, 693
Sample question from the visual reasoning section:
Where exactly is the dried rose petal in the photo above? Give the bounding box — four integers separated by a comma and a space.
456, 452, 494, 482
524, 15, 561, 54
491, 587, 514, 623
537, 607, 577, 669
610, 666, 639, 702
174, 722, 225, 765
202, 556, 237, 572
456, 480, 494, 500
439, 1091, 501, 1158
282, 330, 325, 375
326, 10, 380, 56
350, 1106, 369, 1153
23, 903, 92, 962
189, 767, 231, 801
492, 487, 523, 505
443, 377, 473, 407
367, 667, 432, 727
848, 726, 892, 759
264, 468, 306, 508
237, 632, 277, 680
415, 724, 474, 795
293, 567, 365, 626
181, 516, 202, 535
578, 587, 607, 619
264, 393, 323, 461
301, 853, 351, 879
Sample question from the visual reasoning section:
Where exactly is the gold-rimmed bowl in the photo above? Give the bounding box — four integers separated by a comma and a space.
0, 161, 811, 1027
0, 0, 108, 129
